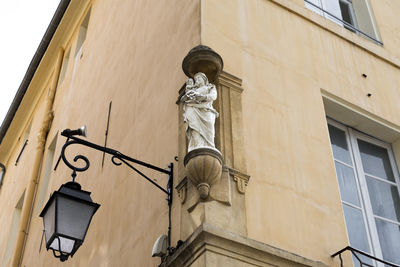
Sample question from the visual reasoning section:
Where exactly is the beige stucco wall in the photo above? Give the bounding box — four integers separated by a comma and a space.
371, 0, 400, 60
0, 0, 200, 266
201, 0, 400, 266
2, 0, 400, 266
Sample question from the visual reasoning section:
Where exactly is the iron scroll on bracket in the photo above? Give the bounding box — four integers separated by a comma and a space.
59, 128, 174, 248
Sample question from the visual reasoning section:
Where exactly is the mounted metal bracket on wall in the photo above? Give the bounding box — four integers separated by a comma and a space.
58, 127, 174, 248
102, 101, 112, 167
15, 139, 28, 166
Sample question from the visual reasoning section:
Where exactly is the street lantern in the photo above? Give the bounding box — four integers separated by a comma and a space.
40, 181, 100, 262
40, 127, 173, 262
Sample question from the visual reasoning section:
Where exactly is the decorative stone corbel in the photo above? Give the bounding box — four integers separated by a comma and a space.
175, 177, 188, 204
229, 168, 250, 194
184, 148, 223, 200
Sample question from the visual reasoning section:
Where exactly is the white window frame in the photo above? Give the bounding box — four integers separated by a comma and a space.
328, 118, 400, 266
305, 0, 343, 26
304, 0, 382, 45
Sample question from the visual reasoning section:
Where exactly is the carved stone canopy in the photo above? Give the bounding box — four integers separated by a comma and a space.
182, 45, 224, 83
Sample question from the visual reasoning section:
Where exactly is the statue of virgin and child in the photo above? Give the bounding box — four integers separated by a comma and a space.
180, 72, 219, 152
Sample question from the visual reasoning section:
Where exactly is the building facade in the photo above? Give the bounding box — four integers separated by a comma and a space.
0, 0, 399, 266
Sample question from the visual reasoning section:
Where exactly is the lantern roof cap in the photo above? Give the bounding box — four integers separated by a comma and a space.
59, 182, 93, 202
39, 182, 97, 218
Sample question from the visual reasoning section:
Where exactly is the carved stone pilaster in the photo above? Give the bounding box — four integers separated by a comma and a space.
215, 72, 246, 171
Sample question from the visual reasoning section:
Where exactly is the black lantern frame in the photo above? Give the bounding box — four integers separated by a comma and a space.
40, 181, 100, 261
40, 127, 173, 262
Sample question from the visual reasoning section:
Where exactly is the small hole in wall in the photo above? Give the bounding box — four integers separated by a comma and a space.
367, 93, 372, 97
362, 74, 367, 78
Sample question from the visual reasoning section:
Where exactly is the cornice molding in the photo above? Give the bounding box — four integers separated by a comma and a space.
164, 223, 330, 267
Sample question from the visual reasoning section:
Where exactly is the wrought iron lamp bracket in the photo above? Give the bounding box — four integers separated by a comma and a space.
59, 129, 174, 245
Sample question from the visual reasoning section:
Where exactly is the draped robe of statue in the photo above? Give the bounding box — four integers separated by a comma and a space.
181, 73, 219, 152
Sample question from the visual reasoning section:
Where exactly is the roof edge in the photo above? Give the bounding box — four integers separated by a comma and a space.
0, 0, 71, 145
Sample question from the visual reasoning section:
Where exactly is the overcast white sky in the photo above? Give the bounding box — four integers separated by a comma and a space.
0, 0, 60, 126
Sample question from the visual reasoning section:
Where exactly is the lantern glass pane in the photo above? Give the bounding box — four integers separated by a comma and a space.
49, 236, 75, 254
43, 199, 56, 243
57, 195, 97, 240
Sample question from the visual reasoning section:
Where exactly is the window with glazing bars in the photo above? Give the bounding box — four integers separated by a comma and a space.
327, 119, 400, 266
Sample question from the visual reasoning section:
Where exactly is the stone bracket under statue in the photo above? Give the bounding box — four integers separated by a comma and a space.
176, 162, 250, 210
184, 148, 223, 202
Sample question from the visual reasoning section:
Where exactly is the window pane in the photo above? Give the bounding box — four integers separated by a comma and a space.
0, 170, 4, 187
58, 48, 70, 85
357, 139, 394, 182
339, 0, 354, 25
352, 0, 380, 40
342, 204, 371, 254
375, 218, 400, 265
352, 252, 373, 267
335, 161, 360, 206
321, 0, 343, 25
328, 125, 352, 165
366, 176, 400, 222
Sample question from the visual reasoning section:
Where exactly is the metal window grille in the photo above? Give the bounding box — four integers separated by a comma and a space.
332, 246, 400, 267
